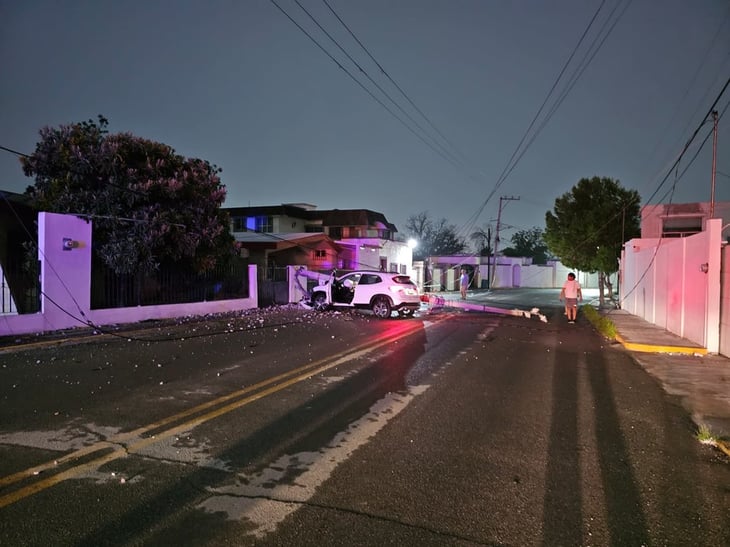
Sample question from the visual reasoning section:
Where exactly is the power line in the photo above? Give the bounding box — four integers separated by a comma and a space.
464, 0, 628, 240
506, 0, 633, 186
552, 81, 729, 295
0, 190, 301, 343
640, 4, 730, 191
319, 0, 471, 168
267, 0, 470, 172
291, 0, 465, 170
0, 144, 30, 158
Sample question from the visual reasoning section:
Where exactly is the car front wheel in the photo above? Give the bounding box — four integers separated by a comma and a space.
371, 296, 392, 318
313, 293, 329, 312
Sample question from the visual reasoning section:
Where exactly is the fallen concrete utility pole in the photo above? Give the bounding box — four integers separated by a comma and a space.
423, 294, 548, 322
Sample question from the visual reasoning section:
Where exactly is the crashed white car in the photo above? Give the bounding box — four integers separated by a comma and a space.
306, 270, 421, 318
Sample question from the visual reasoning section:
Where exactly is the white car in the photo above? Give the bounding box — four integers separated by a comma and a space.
310, 270, 421, 318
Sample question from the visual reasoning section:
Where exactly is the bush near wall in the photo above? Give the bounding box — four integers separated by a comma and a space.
582, 304, 617, 339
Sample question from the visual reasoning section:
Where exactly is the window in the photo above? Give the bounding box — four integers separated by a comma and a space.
231, 217, 246, 232
359, 274, 382, 285
339, 228, 392, 240
662, 216, 702, 238
246, 215, 273, 233
314, 249, 327, 261
329, 227, 342, 239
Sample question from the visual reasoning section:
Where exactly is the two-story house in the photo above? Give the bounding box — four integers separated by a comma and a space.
224, 203, 414, 278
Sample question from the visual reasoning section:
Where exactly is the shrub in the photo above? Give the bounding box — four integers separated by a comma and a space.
582, 304, 617, 339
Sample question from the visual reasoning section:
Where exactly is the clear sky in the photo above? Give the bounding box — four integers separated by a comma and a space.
1, 0, 728, 247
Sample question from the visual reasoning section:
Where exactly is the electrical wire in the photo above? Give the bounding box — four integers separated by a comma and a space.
566, 89, 729, 302
268, 0, 469, 172
292, 0, 465, 170
503, 0, 634, 188
462, 0, 624, 241
0, 191, 91, 325
1, 188, 308, 344
0, 184, 249, 343
640, 5, 730, 192
0, 145, 30, 158
319, 0, 474, 170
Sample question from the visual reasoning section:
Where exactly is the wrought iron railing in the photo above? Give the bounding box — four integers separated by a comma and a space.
91, 258, 249, 309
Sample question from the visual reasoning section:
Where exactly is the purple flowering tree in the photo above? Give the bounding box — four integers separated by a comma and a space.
22, 116, 236, 275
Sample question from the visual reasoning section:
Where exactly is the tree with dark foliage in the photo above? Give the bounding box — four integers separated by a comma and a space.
22, 116, 237, 275
544, 176, 640, 305
501, 227, 550, 264
405, 211, 466, 261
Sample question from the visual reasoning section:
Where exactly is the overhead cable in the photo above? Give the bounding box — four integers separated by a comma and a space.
268, 0, 469, 172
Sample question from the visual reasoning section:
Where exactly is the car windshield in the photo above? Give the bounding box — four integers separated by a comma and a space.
392, 275, 415, 285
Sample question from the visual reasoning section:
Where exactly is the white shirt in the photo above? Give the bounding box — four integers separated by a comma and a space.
563, 279, 581, 299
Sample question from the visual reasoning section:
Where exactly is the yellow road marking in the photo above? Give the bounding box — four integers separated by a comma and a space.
0, 319, 430, 508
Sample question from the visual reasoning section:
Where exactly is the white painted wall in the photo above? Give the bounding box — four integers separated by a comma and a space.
720, 244, 730, 357
421, 256, 612, 291
620, 218, 722, 352
0, 212, 259, 337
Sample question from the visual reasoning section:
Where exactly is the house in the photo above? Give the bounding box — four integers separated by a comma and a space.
224, 204, 415, 278
640, 201, 730, 239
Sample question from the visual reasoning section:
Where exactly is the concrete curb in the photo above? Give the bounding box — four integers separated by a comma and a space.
717, 440, 730, 458
614, 334, 708, 356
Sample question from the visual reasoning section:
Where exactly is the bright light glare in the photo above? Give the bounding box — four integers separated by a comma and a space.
407, 238, 418, 249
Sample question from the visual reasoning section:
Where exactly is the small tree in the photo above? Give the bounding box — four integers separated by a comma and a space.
544, 176, 640, 305
22, 116, 236, 275
405, 211, 466, 261
501, 227, 549, 264
470, 224, 493, 256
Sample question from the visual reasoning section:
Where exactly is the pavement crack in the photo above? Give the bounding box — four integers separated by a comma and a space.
202, 491, 500, 546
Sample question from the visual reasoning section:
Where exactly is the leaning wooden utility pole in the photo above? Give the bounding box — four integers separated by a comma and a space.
491, 195, 520, 288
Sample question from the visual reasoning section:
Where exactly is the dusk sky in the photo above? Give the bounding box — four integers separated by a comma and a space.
1, 0, 728, 246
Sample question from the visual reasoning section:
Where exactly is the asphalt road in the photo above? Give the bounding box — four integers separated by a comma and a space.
0, 301, 727, 546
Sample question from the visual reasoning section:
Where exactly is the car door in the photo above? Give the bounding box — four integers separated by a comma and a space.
351, 273, 382, 305
337, 272, 361, 305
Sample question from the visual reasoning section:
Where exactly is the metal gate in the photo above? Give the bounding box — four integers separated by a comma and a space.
258, 266, 289, 307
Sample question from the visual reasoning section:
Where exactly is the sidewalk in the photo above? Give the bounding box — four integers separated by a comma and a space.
603, 308, 730, 455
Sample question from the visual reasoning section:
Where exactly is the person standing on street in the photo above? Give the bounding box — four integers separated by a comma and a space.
559, 272, 582, 323
460, 268, 469, 299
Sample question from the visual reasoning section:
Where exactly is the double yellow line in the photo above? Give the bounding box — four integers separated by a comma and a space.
0, 320, 427, 508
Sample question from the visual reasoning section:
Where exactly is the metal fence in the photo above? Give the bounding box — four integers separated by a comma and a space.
91, 257, 249, 309
0, 258, 40, 315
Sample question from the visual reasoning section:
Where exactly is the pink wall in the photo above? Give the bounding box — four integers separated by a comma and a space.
0, 212, 258, 337
621, 219, 722, 352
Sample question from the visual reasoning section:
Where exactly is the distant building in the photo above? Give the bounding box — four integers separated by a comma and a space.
223, 204, 414, 278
